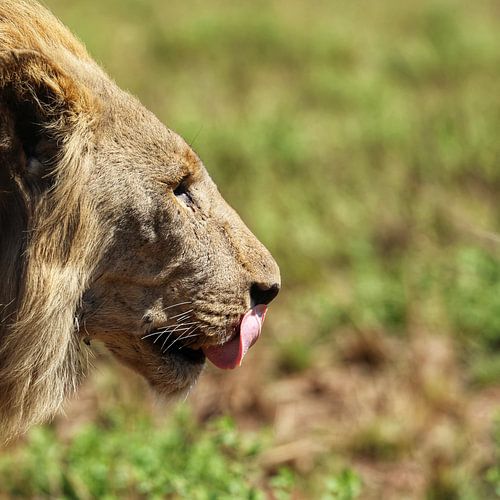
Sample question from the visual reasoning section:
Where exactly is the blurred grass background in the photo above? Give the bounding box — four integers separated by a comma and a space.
1, 0, 500, 498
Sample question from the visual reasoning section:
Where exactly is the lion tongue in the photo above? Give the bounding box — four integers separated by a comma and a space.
203, 305, 267, 370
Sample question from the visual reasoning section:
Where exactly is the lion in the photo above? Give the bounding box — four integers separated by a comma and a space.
0, 0, 280, 441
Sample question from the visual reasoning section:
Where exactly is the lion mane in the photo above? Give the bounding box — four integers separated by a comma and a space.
0, 1, 104, 439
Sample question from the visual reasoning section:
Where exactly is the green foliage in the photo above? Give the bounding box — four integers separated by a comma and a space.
268, 468, 296, 500
486, 418, 500, 498
323, 469, 362, 500
0, 412, 263, 499
444, 248, 500, 349
470, 354, 500, 388
0, 411, 361, 499
348, 420, 410, 461
275, 336, 313, 374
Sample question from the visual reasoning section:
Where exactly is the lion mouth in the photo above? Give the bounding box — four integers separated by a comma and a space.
142, 304, 267, 370
142, 328, 206, 366
169, 344, 205, 364
202, 305, 267, 370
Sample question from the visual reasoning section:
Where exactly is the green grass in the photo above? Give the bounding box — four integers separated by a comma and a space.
0, 411, 267, 498
1, 413, 268, 499
0, 408, 359, 499
2, 0, 500, 497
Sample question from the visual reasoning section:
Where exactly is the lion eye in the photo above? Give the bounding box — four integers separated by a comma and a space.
173, 180, 194, 208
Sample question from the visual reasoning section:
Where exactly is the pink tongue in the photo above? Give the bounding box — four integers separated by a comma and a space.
203, 305, 267, 370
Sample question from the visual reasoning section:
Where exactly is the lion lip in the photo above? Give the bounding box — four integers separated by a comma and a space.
142, 327, 206, 365
203, 305, 267, 370
171, 345, 206, 364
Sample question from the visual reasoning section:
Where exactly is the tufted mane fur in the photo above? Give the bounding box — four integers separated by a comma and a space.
0, 0, 90, 60
0, 1, 103, 440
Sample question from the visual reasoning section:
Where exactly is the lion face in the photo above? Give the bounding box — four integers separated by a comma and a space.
0, 1, 279, 438
78, 91, 281, 396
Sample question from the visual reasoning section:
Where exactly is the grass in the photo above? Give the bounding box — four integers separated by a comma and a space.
0, 410, 269, 498
0, 407, 359, 499
1, 0, 500, 497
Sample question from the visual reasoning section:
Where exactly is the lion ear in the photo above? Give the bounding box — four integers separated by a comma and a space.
0, 49, 90, 178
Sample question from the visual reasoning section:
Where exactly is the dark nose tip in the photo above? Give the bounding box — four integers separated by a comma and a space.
250, 282, 280, 306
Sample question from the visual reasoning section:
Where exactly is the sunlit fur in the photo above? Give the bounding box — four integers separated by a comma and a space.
0, 2, 105, 440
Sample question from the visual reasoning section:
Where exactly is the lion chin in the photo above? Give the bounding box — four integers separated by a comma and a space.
0, 0, 280, 442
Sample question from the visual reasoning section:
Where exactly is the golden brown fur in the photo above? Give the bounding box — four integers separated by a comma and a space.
0, 1, 279, 441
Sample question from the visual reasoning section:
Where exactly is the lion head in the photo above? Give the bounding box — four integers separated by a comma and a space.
0, 1, 280, 440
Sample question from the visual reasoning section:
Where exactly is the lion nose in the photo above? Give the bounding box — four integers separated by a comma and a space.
250, 282, 280, 306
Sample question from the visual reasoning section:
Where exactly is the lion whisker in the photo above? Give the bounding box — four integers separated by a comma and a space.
174, 321, 198, 327
146, 323, 188, 343
153, 333, 164, 344
154, 328, 176, 344
141, 331, 164, 340
170, 309, 193, 320
163, 331, 190, 352
141, 319, 198, 343
162, 301, 192, 311
160, 331, 173, 350
179, 321, 200, 340
164, 325, 201, 352
140, 327, 171, 344
176, 326, 197, 342
178, 332, 200, 348
153, 326, 183, 343
160, 323, 192, 350
160, 330, 175, 350
161, 327, 187, 351
163, 337, 182, 352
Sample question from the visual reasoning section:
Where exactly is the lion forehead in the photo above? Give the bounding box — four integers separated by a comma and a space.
94, 94, 203, 184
